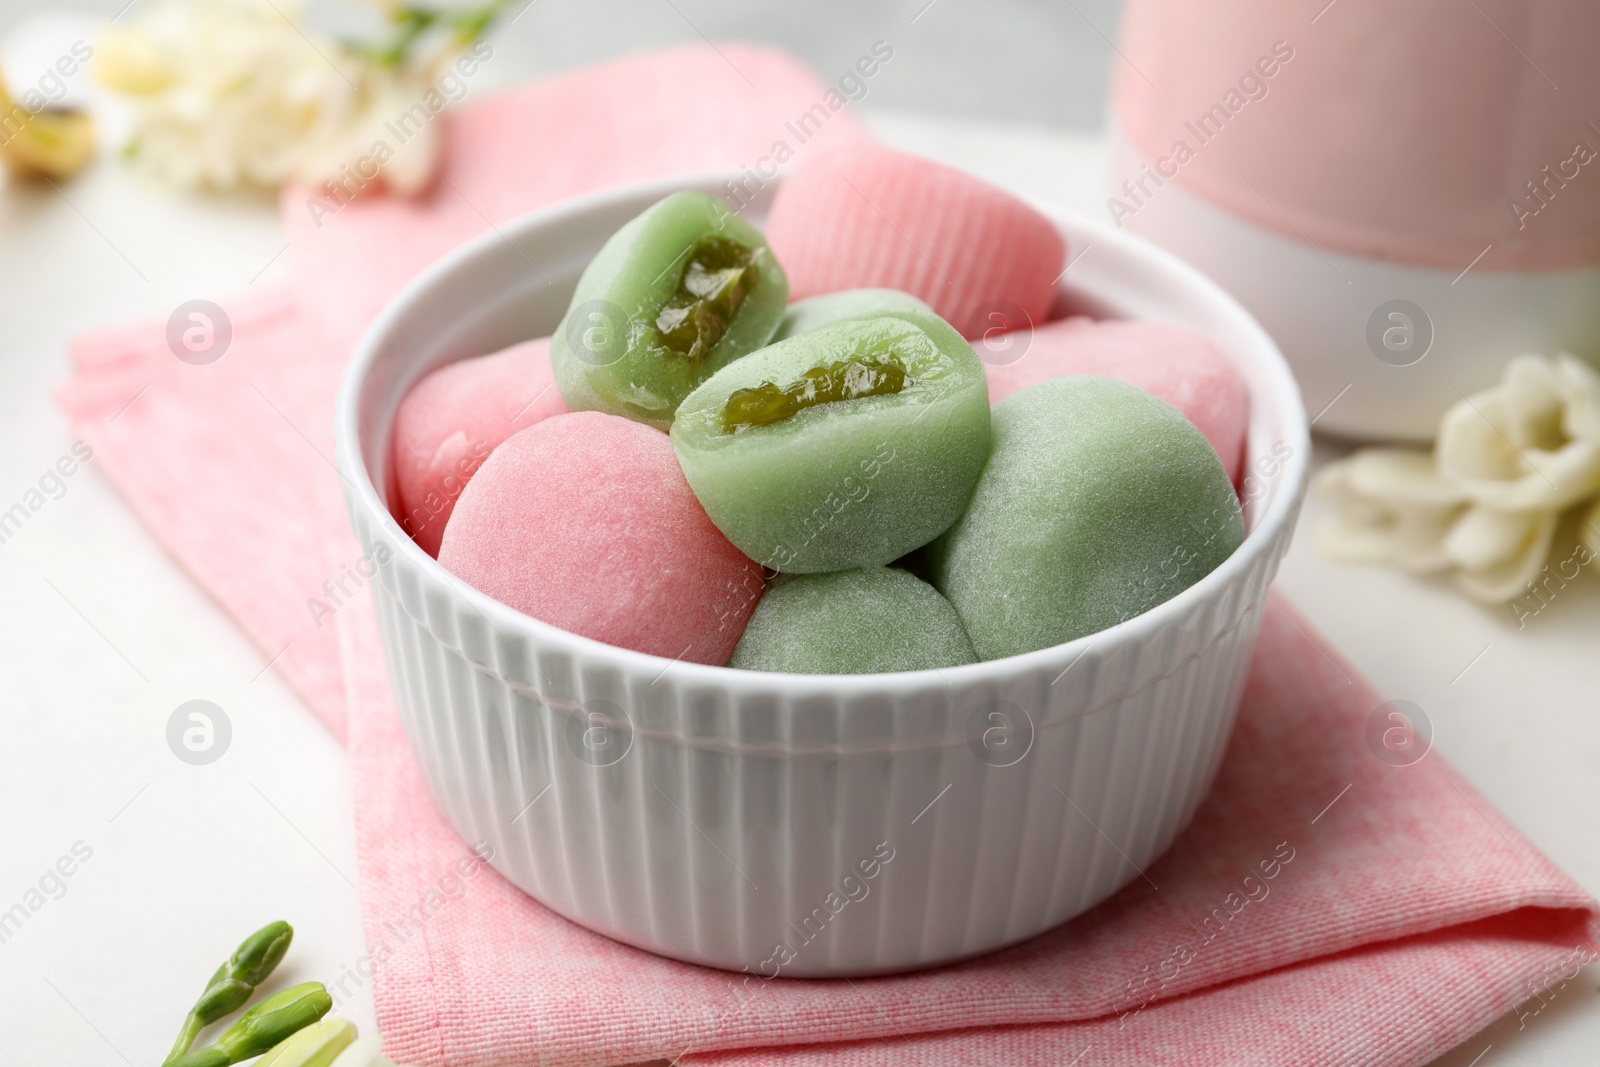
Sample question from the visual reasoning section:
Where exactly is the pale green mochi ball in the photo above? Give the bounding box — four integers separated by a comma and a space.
926, 375, 1245, 660
772, 288, 932, 341
730, 568, 977, 674
671, 307, 991, 572
551, 190, 789, 430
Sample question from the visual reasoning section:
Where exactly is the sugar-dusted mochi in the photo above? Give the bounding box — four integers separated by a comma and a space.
391, 338, 568, 556
927, 377, 1244, 660
551, 190, 789, 431
672, 307, 990, 573
438, 412, 764, 664
764, 147, 1065, 340
979, 317, 1250, 485
730, 567, 976, 674
772, 288, 932, 341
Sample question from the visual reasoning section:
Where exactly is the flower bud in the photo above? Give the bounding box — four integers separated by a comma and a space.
226, 921, 294, 987
217, 982, 333, 1061
192, 977, 253, 1026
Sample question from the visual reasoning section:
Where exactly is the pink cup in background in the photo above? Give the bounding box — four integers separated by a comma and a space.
1110, 0, 1600, 439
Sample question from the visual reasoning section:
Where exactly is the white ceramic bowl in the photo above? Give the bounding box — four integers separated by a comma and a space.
334, 174, 1310, 977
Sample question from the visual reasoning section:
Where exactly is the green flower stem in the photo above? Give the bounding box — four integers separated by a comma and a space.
167, 1015, 206, 1064
168, 1050, 230, 1067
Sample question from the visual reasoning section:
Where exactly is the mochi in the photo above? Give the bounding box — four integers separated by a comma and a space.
979, 317, 1250, 485
439, 412, 764, 664
926, 377, 1244, 659
672, 308, 990, 572
773, 288, 932, 341
730, 568, 976, 674
391, 338, 568, 556
551, 190, 788, 430
765, 146, 1064, 340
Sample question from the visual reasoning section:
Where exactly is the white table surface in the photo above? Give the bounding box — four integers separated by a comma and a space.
2, 105, 1597, 1067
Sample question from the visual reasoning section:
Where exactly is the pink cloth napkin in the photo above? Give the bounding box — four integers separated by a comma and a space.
57, 45, 1597, 1067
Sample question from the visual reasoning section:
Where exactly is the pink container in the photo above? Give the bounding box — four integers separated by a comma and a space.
1110, 0, 1600, 439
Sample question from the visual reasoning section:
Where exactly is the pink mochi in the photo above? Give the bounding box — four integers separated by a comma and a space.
980, 317, 1250, 485
438, 412, 764, 665
392, 338, 568, 557
764, 146, 1066, 340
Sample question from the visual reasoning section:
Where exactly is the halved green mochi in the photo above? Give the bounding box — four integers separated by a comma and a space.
729, 568, 976, 674
551, 191, 789, 430
671, 308, 990, 572
772, 288, 932, 341
926, 375, 1244, 659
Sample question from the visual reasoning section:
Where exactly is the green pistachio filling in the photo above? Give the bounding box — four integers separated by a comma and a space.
655, 237, 761, 360
720, 356, 910, 434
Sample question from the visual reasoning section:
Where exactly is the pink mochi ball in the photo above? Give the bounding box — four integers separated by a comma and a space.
979, 317, 1250, 485
438, 412, 764, 665
391, 338, 569, 557
764, 146, 1066, 340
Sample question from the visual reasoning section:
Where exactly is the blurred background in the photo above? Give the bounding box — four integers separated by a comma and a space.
0, 0, 1125, 126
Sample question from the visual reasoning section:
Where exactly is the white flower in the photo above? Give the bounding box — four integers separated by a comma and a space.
1316, 449, 1463, 573
1437, 353, 1600, 511
1317, 353, 1600, 604
96, 0, 442, 194
1585, 496, 1600, 559
1441, 506, 1558, 603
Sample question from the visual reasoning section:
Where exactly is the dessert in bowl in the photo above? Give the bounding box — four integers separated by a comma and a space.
334, 154, 1309, 976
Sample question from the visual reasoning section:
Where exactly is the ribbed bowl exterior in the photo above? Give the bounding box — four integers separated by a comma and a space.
336, 175, 1310, 977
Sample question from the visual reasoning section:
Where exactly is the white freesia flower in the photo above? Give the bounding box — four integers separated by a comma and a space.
1318, 352, 1600, 605
1437, 353, 1600, 511
96, 0, 443, 194
1442, 506, 1558, 603
1316, 449, 1464, 573
1584, 496, 1600, 558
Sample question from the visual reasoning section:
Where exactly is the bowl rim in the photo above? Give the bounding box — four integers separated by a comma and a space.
334, 171, 1310, 698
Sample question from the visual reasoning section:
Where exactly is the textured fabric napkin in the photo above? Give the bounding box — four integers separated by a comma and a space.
57, 45, 1597, 1067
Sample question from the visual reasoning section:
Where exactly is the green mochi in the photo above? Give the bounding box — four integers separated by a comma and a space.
671, 308, 991, 572
772, 288, 932, 341
729, 568, 977, 674
926, 376, 1245, 659
551, 191, 789, 430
